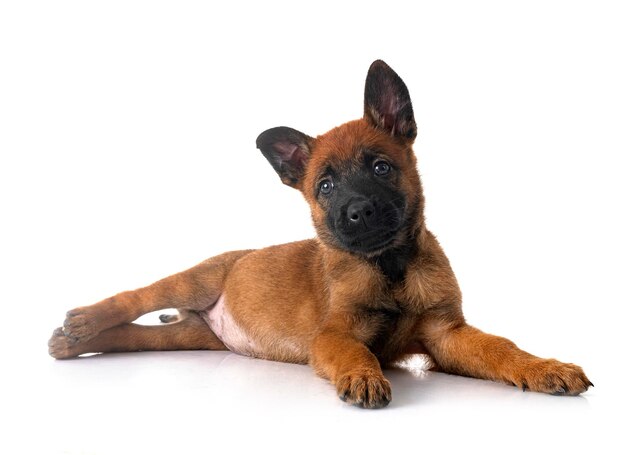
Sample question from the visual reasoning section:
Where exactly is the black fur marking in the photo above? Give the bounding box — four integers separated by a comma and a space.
324, 158, 406, 255
364, 305, 403, 357
372, 238, 418, 283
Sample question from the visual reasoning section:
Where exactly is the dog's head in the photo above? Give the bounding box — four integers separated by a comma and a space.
257, 60, 424, 256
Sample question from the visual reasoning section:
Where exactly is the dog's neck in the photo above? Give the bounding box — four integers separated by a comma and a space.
371, 231, 419, 283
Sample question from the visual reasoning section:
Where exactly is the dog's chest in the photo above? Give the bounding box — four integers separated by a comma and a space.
355, 297, 417, 362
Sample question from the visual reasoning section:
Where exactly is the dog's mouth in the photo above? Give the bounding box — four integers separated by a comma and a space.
339, 227, 401, 255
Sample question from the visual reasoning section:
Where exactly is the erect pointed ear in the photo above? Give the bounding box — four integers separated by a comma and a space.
363, 60, 417, 141
256, 126, 315, 188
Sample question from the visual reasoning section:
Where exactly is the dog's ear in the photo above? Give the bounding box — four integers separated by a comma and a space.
256, 126, 315, 188
364, 60, 417, 141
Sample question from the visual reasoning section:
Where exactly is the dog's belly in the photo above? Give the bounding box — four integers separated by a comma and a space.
199, 294, 258, 356
198, 293, 309, 363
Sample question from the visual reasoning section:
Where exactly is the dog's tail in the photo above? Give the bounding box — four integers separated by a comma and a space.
159, 312, 180, 323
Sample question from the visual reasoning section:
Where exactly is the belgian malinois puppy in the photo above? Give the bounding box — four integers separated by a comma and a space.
49, 60, 592, 408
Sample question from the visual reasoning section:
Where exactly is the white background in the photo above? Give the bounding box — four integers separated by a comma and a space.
1, 1, 625, 454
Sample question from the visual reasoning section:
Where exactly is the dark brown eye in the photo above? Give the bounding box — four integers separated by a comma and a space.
374, 161, 391, 176
319, 179, 333, 195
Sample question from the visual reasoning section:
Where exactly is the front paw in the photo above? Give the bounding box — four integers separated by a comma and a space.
513, 359, 593, 395
336, 369, 392, 409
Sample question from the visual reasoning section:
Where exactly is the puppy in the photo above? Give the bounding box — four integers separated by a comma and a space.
49, 60, 592, 408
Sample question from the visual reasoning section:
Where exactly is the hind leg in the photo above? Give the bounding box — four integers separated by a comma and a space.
60, 249, 252, 345
49, 313, 227, 359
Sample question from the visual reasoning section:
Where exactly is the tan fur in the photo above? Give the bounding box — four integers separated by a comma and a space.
49, 62, 591, 409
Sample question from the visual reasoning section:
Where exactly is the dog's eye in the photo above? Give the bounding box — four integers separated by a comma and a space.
319, 179, 333, 195
374, 161, 391, 176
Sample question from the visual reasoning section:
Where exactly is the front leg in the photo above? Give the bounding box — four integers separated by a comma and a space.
310, 317, 391, 409
417, 309, 593, 395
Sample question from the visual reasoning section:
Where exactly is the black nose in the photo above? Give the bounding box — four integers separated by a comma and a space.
347, 199, 375, 225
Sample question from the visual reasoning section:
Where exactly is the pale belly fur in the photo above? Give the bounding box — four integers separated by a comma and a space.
199, 294, 259, 356
198, 294, 309, 363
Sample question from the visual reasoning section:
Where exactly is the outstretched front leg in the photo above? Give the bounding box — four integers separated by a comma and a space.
60, 250, 252, 345
416, 306, 593, 395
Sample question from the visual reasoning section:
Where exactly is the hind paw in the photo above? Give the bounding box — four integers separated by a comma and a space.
48, 327, 81, 359
62, 307, 102, 343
